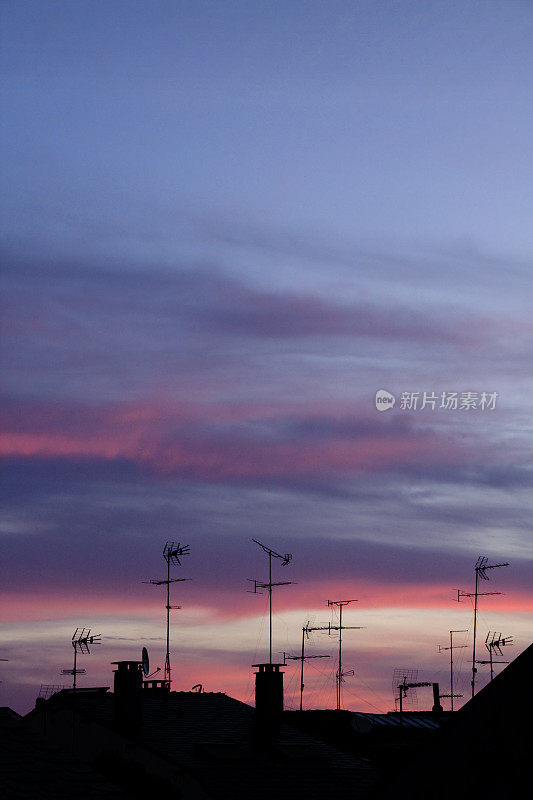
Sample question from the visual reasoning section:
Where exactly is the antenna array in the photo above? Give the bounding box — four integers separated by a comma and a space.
63, 627, 100, 756
63, 628, 101, 691
476, 631, 513, 681
394, 672, 432, 725
144, 541, 190, 688
39, 684, 65, 700
457, 555, 509, 698
306, 600, 363, 710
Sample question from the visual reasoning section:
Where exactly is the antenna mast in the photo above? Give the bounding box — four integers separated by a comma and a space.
62, 628, 101, 755
438, 629, 468, 710
62, 628, 101, 692
306, 600, 363, 710
285, 624, 330, 711
249, 538, 294, 665
144, 541, 190, 687
457, 556, 508, 698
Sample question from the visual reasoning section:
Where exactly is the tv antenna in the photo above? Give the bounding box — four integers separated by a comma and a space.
284, 623, 330, 711
438, 629, 468, 710
39, 684, 65, 700
457, 555, 508, 698
476, 632, 513, 681
392, 668, 418, 708
248, 538, 294, 664
306, 600, 363, 710
143, 541, 190, 688
61, 628, 101, 691
63, 628, 100, 755
395, 673, 432, 726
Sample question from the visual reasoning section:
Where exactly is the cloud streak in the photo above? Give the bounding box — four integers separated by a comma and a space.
1, 394, 476, 486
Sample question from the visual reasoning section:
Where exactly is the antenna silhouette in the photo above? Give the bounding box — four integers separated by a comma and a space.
62, 628, 101, 691
457, 555, 508, 698
306, 600, 363, 710
62, 628, 100, 755
249, 538, 294, 665
285, 623, 330, 711
143, 541, 190, 687
39, 684, 65, 700
438, 629, 468, 710
476, 631, 513, 681
395, 674, 431, 726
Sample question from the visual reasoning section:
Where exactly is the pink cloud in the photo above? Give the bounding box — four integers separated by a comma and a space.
0, 396, 475, 482
3, 581, 531, 625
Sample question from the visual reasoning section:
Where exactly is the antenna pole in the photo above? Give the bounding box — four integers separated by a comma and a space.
327, 599, 360, 711
144, 542, 190, 689
449, 631, 454, 711
165, 552, 171, 686
72, 645, 77, 756
472, 563, 479, 699
67, 628, 101, 756
300, 625, 305, 711
457, 556, 508, 698
338, 603, 343, 711
249, 539, 294, 665
269, 549, 273, 665
306, 609, 362, 711
450, 629, 467, 711
284, 625, 330, 711
439, 630, 468, 711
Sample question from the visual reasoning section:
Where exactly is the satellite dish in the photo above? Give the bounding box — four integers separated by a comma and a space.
141, 647, 149, 677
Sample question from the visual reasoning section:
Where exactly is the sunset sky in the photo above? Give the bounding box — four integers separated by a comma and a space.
1, 1, 532, 714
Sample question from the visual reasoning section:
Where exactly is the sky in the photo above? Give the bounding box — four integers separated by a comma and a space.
1, 0, 532, 714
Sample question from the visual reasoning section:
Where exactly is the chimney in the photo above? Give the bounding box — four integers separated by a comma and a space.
432, 682, 443, 713
254, 663, 284, 740
112, 660, 143, 734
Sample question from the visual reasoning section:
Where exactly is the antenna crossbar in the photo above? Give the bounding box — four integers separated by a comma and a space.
251, 538, 292, 565
305, 622, 362, 635
248, 579, 294, 593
